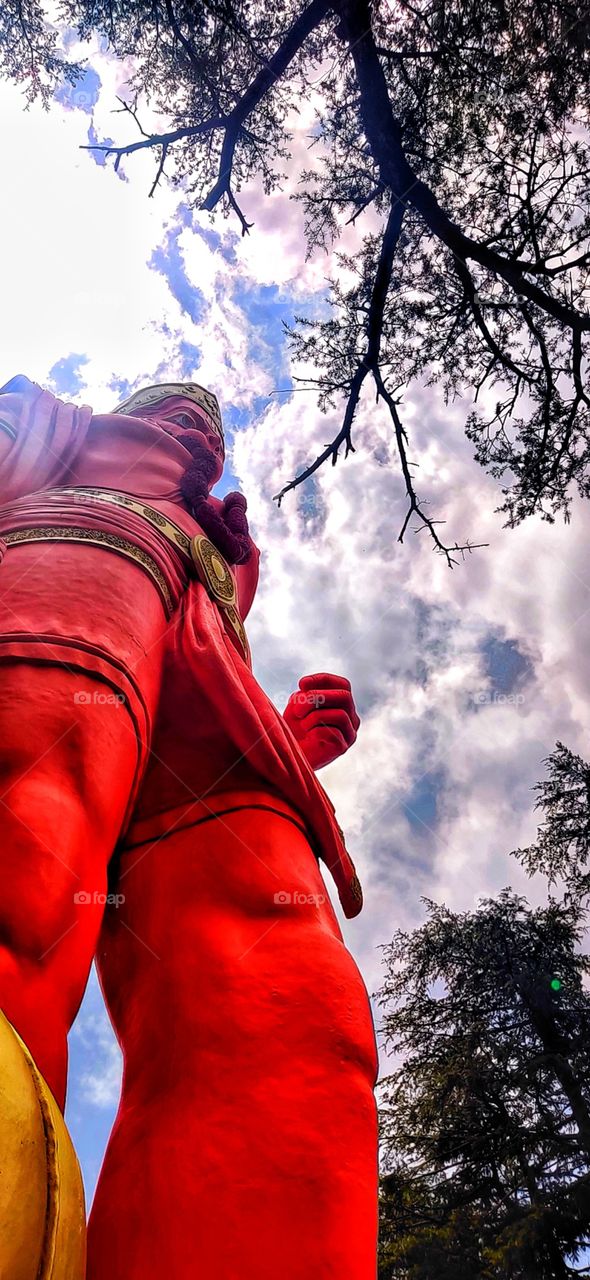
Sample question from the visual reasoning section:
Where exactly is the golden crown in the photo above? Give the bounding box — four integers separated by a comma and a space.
114, 382, 224, 447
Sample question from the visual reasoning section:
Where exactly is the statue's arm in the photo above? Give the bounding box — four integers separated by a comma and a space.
0, 374, 92, 505
235, 541, 260, 619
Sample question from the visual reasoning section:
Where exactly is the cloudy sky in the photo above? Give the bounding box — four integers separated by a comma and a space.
1, 30, 589, 1204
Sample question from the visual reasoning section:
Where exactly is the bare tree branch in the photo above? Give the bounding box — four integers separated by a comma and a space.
334, 0, 589, 335
273, 199, 405, 502
84, 0, 332, 230
200, 0, 332, 230
44, 0, 587, 553
274, 194, 485, 563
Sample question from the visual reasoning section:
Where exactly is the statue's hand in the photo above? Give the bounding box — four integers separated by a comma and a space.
283, 673, 360, 771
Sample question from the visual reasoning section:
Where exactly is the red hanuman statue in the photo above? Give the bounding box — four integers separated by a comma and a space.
0, 375, 378, 1279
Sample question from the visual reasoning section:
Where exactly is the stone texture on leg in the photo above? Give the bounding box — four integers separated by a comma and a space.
0, 663, 144, 1106
88, 801, 379, 1280
0, 540, 169, 1106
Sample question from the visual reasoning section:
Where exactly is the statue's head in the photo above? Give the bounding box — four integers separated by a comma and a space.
113, 382, 225, 487
115, 379, 250, 564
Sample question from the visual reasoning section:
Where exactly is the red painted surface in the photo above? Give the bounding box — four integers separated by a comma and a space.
90, 798, 378, 1277
0, 378, 378, 1275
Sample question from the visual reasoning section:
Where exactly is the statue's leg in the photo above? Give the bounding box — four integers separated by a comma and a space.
0, 661, 139, 1108
0, 539, 168, 1110
89, 802, 379, 1279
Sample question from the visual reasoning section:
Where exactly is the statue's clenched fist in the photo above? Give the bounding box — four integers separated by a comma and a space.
283, 673, 360, 770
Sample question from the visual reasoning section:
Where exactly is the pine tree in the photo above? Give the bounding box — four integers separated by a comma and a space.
376, 884, 590, 1276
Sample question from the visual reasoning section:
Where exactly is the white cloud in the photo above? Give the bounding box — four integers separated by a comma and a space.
69, 989, 122, 1109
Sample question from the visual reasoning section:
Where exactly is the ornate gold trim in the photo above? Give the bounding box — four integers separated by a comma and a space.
190, 534, 236, 605
190, 534, 250, 663
53, 487, 192, 558
224, 602, 252, 666
2, 526, 174, 615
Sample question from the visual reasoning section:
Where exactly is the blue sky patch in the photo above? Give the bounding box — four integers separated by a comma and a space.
150, 227, 206, 324
55, 67, 101, 115
48, 352, 89, 395
231, 281, 296, 388
224, 404, 250, 431
66, 969, 120, 1206
402, 767, 445, 837
86, 121, 113, 167
108, 376, 132, 404
178, 340, 201, 378
482, 635, 533, 696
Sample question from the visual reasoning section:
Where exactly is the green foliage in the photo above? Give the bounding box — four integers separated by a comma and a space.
376, 879, 590, 1276
515, 743, 590, 902
0, 1, 80, 102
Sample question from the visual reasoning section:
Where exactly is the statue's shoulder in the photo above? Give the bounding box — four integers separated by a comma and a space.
0, 374, 39, 396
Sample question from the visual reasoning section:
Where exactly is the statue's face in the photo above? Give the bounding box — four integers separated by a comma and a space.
130, 394, 225, 487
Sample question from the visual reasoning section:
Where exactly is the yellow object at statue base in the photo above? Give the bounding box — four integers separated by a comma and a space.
0, 1010, 86, 1279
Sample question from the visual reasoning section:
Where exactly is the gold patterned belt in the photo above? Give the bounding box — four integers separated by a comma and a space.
1, 524, 177, 616
56, 488, 250, 663
56, 486, 193, 559
1, 487, 251, 662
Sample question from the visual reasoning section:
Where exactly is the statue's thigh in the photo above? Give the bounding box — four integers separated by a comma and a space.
100, 806, 378, 1088
0, 663, 136, 952
0, 657, 153, 1100
0, 660, 149, 1100
91, 810, 379, 1280
0, 542, 170, 984
0, 539, 171, 1103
